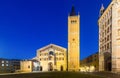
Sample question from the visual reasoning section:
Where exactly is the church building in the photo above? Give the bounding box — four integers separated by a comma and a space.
68, 6, 80, 71
98, 0, 120, 72
20, 6, 80, 72
35, 44, 67, 71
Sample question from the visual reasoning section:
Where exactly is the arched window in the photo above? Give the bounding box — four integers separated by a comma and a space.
28, 65, 30, 68
49, 51, 54, 55
49, 56, 52, 60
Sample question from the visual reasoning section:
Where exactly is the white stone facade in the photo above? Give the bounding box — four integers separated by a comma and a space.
98, 0, 120, 72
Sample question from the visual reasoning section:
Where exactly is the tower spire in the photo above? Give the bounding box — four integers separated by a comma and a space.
101, 4, 105, 10
99, 3, 105, 17
70, 5, 76, 16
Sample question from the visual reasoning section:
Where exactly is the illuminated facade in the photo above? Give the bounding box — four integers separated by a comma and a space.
98, 0, 120, 72
68, 6, 80, 71
80, 52, 99, 72
35, 44, 67, 71
20, 60, 33, 72
20, 60, 40, 72
20, 6, 80, 72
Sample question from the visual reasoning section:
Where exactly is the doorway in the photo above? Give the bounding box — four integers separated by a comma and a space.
104, 52, 111, 71
48, 62, 53, 71
40, 66, 42, 71
60, 65, 63, 71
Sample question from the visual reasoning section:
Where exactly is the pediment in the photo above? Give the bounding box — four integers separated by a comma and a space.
37, 44, 66, 52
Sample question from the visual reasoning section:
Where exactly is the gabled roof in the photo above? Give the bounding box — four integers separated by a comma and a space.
37, 44, 66, 52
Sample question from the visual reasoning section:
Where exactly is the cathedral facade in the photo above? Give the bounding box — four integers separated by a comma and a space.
35, 44, 67, 71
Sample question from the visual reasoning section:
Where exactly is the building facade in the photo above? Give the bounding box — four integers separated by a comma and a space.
20, 60, 40, 72
20, 60, 33, 72
35, 44, 67, 71
68, 6, 80, 71
98, 0, 120, 72
0, 58, 20, 73
11, 59, 21, 72
80, 52, 99, 72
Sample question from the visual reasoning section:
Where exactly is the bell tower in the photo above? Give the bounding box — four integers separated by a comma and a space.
68, 6, 80, 71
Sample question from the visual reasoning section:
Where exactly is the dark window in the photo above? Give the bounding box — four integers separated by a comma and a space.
28, 66, 30, 68
49, 51, 54, 55
95, 65, 96, 68
73, 38, 75, 41
49, 56, 52, 60
56, 57, 58, 60
59, 58, 60, 60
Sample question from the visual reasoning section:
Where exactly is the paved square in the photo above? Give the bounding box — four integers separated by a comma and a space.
0, 72, 104, 78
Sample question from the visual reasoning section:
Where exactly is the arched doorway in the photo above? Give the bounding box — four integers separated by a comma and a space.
40, 66, 42, 71
48, 62, 53, 71
104, 52, 111, 71
60, 65, 63, 71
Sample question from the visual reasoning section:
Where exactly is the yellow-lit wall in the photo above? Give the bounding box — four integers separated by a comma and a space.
80, 53, 99, 72
20, 60, 33, 72
68, 15, 80, 71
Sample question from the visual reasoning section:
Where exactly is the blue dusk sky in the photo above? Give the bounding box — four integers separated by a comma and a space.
0, 0, 111, 60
